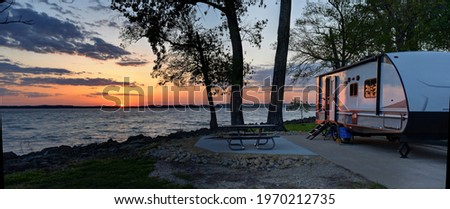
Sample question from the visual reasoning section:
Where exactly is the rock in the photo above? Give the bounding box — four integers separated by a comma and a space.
168, 132, 184, 139
98, 139, 119, 148
41, 147, 62, 155
283, 159, 293, 167
3, 151, 18, 160
260, 160, 267, 168
254, 158, 261, 166
58, 145, 74, 155
127, 134, 146, 141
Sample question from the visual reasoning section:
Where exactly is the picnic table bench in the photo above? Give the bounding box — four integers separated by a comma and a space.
216, 124, 280, 150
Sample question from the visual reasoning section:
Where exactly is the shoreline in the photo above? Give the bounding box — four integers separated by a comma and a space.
3, 116, 382, 189
3, 117, 316, 174
1, 108, 316, 155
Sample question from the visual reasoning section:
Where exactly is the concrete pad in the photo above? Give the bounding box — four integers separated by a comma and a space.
195, 135, 317, 155
284, 134, 448, 189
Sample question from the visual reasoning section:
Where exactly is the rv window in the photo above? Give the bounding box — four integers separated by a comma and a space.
349, 83, 358, 96
364, 78, 377, 98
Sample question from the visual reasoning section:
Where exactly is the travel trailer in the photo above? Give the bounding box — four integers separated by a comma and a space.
308, 51, 450, 157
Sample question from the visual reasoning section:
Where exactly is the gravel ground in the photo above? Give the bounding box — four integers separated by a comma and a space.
150, 160, 374, 189
148, 136, 380, 189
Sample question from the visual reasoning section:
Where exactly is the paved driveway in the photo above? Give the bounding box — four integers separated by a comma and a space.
284, 134, 448, 189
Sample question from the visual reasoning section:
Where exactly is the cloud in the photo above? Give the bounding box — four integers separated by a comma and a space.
25, 3, 34, 9
0, 62, 72, 75
68, 5, 81, 11
0, 87, 21, 96
83, 18, 123, 31
20, 77, 135, 86
0, 8, 130, 60
0, 60, 138, 88
0, 87, 53, 98
246, 68, 273, 86
77, 37, 130, 60
116, 56, 148, 66
0, 75, 20, 85
85, 92, 143, 98
94, 19, 121, 29
0, 60, 77, 87
87, 0, 110, 11
0, 57, 11, 62
245, 65, 315, 87
23, 92, 53, 98
107, 21, 121, 29
110, 93, 143, 96
85, 92, 107, 97
37, 0, 76, 16
35, 85, 56, 89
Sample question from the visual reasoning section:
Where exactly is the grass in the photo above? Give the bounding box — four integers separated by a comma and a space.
5, 157, 192, 189
285, 123, 317, 132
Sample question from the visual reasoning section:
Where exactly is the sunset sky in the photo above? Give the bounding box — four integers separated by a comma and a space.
0, 0, 314, 106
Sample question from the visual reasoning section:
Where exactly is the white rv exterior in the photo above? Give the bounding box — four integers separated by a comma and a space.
315, 51, 450, 140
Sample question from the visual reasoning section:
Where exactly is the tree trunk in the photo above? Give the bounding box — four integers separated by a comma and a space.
267, 0, 291, 131
224, 0, 244, 125
204, 77, 219, 130
195, 32, 219, 130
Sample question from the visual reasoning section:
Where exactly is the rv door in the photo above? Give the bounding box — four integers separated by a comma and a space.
325, 76, 339, 122
325, 77, 331, 120
329, 76, 340, 121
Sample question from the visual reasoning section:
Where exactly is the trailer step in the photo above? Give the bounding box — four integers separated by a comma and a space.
306, 122, 329, 140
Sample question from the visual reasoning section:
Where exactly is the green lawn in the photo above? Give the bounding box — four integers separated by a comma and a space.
285, 123, 316, 132
5, 157, 192, 189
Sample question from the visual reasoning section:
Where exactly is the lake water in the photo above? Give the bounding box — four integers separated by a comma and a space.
0, 107, 314, 155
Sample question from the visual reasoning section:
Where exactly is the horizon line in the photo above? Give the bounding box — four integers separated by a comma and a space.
0, 103, 314, 108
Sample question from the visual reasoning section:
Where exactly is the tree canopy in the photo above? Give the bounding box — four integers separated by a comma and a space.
289, 0, 450, 79
365, 0, 450, 51
121, 10, 233, 88
289, 0, 374, 77
112, 0, 266, 125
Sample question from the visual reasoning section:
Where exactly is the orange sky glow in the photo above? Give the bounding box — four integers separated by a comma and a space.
0, 1, 314, 106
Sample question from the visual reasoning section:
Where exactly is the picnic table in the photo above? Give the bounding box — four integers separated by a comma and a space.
217, 124, 280, 150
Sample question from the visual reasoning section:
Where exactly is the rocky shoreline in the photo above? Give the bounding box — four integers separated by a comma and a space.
3, 128, 213, 174
3, 117, 316, 174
